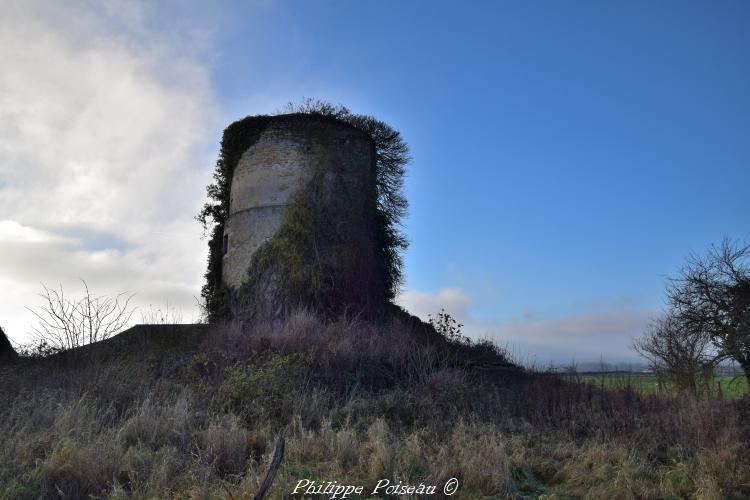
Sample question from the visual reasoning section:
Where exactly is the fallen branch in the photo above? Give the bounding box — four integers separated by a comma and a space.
254, 435, 285, 500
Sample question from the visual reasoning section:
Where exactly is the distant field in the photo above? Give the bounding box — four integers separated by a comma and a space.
572, 373, 748, 400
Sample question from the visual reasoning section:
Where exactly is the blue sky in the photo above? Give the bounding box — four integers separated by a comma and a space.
1, 1, 748, 363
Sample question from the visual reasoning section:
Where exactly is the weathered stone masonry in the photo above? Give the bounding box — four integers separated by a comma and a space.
222, 114, 383, 323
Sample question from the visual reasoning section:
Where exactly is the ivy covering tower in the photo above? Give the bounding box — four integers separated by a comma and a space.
198, 101, 409, 324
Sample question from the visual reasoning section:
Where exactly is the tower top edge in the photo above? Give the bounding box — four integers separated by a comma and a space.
225, 113, 374, 144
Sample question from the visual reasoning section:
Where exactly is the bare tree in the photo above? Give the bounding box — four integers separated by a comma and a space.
633, 313, 717, 393
27, 280, 135, 351
667, 239, 750, 386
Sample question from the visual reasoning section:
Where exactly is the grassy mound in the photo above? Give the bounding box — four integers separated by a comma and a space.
1, 314, 748, 499
0, 326, 17, 358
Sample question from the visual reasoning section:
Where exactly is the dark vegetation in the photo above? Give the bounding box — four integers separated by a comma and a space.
0, 325, 16, 359
1, 312, 748, 499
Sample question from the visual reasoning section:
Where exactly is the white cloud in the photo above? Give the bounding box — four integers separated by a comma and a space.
398, 287, 654, 364
0, 1, 219, 343
0, 220, 72, 244
397, 287, 472, 323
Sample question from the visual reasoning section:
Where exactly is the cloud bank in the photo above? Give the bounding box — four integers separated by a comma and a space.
398, 287, 654, 365
0, 1, 219, 341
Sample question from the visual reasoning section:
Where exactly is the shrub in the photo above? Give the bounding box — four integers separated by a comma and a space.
428, 309, 469, 345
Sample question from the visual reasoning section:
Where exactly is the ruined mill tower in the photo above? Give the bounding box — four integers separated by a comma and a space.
213, 113, 388, 324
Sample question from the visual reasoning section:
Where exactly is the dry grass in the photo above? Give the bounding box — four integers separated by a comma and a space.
0, 311, 748, 499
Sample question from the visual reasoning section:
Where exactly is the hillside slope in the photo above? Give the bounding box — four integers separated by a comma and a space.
1, 313, 748, 499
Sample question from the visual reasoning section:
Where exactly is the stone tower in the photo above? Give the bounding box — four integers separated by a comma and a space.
220, 114, 385, 323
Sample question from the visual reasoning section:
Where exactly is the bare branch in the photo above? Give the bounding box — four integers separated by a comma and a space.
658, 238, 750, 386
27, 280, 137, 352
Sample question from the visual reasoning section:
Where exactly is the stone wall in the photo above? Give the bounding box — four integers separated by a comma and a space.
221, 114, 383, 323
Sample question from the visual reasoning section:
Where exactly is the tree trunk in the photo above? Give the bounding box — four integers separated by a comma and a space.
742, 359, 750, 388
